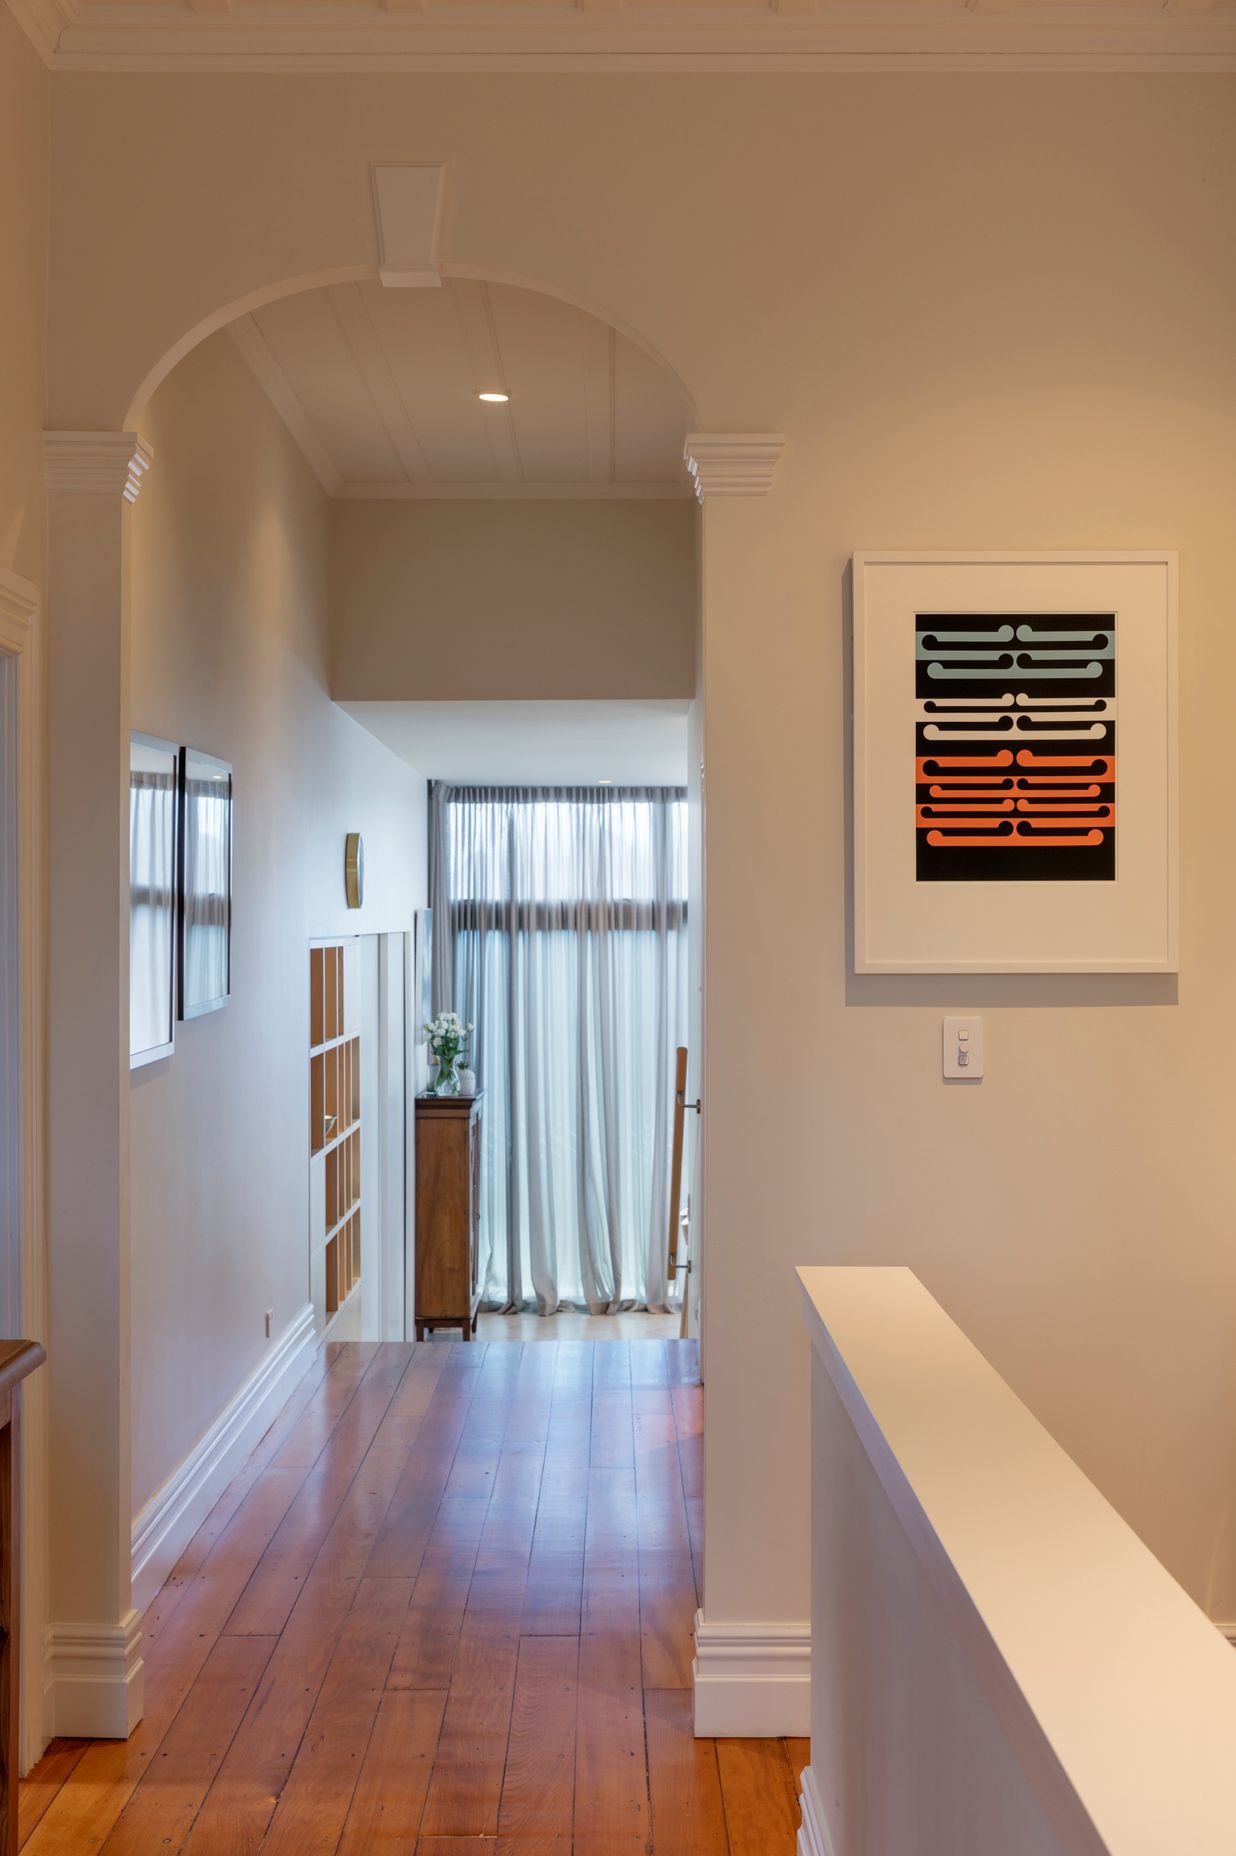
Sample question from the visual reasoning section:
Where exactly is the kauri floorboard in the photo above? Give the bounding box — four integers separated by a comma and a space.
22, 1338, 808, 1854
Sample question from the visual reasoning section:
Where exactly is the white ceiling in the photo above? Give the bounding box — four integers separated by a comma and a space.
14, 0, 1236, 72
230, 278, 691, 501
342, 700, 691, 787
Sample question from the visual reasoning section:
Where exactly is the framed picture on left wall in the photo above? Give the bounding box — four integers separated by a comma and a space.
129, 732, 179, 1067
178, 746, 234, 1018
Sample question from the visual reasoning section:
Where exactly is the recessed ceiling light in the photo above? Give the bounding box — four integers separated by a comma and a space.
477, 390, 510, 403
597, 779, 613, 785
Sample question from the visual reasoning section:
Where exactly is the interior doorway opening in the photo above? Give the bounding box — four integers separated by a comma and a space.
345, 700, 701, 1356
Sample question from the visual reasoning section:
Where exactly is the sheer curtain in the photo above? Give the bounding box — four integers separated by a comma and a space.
429, 784, 688, 1314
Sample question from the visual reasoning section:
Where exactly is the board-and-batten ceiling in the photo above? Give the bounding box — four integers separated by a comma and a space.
10, 0, 1236, 71
228, 279, 692, 501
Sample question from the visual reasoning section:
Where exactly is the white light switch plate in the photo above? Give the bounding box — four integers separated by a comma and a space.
943, 1016, 984, 1080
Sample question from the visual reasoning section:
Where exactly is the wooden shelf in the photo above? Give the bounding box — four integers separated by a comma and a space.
310, 941, 362, 1332
310, 944, 344, 1049
326, 1208, 361, 1314
310, 1034, 360, 1157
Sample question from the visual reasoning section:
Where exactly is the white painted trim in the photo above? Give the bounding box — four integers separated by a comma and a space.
684, 434, 785, 501
0, 567, 52, 1772
22, 6, 1236, 74
43, 432, 153, 503
5, 0, 74, 66
372, 163, 447, 289
48, 1607, 143, 1739
797, 1766, 836, 1856
129, 1302, 315, 1616
691, 1610, 811, 1736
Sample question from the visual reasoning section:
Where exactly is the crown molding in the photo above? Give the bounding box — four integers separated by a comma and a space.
16, 2, 1236, 74
7, 0, 75, 67
684, 433, 784, 500
43, 432, 153, 503
0, 568, 38, 636
335, 478, 692, 501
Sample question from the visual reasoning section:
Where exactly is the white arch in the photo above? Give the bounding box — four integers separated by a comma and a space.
125, 261, 699, 431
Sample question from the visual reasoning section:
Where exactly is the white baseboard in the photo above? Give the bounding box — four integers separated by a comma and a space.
130, 1303, 315, 1616
798, 1766, 836, 1856
691, 1610, 811, 1736
48, 1608, 144, 1739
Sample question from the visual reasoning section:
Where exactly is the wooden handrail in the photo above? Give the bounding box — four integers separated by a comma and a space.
0, 1341, 45, 1856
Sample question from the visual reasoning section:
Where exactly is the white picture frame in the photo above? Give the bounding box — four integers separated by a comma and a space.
853, 551, 1178, 975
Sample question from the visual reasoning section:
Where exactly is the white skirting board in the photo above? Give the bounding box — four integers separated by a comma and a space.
797, 1767, 836, 1856
691, 1611, 811, 1736
46, 1608, 144, 1740
130, 1303, 316, 1616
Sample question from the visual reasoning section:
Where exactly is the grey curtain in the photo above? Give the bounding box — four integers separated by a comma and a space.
429, 783, 688, 1314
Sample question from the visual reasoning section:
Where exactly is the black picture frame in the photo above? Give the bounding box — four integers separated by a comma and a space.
130, 732, 180, 1067
177, 746, 233, 1019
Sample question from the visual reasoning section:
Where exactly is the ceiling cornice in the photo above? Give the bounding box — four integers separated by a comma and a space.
8, 0, 74, 66
335, 480, 692, 501
12, 1, 1236, 75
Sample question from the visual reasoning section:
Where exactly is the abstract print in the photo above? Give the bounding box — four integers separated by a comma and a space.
915, 614, 1116, 882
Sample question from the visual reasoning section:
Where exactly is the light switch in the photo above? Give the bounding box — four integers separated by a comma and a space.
943, 1016, 984, 1081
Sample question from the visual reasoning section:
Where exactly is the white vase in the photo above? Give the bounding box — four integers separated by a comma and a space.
458, 1067, 477, 1095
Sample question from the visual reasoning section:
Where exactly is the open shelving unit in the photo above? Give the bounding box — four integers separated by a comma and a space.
309, 941, 361, 1330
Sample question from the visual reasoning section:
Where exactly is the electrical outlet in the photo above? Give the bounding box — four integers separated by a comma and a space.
264, 1309, 273, 1340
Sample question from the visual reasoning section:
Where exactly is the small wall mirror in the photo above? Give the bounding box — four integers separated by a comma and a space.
178, 747, 233, 1019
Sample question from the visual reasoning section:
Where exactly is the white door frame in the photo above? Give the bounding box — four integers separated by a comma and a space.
377, 932, 408, 1342
0, 567, 51, 1771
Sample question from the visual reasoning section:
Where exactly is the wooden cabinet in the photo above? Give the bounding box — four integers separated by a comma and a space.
414, 1092, 483, 1341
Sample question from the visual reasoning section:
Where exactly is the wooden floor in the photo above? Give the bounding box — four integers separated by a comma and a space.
22, 1339, 807, 1853
473, 1311, 682, 1343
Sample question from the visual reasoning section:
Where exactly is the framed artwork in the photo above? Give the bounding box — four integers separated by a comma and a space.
130, 733, 179, 1067
853, 552, 1178, 974
178, 747, 233, 1017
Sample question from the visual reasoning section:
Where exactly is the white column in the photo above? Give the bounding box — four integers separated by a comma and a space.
43, 432, 151, 1738
686, 433, 815, 1739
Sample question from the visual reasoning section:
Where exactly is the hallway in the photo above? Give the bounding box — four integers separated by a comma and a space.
21, 1338, 807, 1853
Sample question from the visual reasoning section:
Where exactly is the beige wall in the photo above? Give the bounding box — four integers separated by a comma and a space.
0, 7, 46, 589
129, 330, 425, 1519
45, 72, 1236, 1654
330, 497, 695, 701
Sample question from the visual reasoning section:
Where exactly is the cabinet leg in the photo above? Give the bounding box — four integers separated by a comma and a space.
461, 1321, 472, 1342
414, 1322, 425, 1342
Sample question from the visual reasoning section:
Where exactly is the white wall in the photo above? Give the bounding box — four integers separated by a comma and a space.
129, 330, 427, 1520
0, 6, 46, 590
330, 497, 696, 701
43, 69, 1236, 1684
